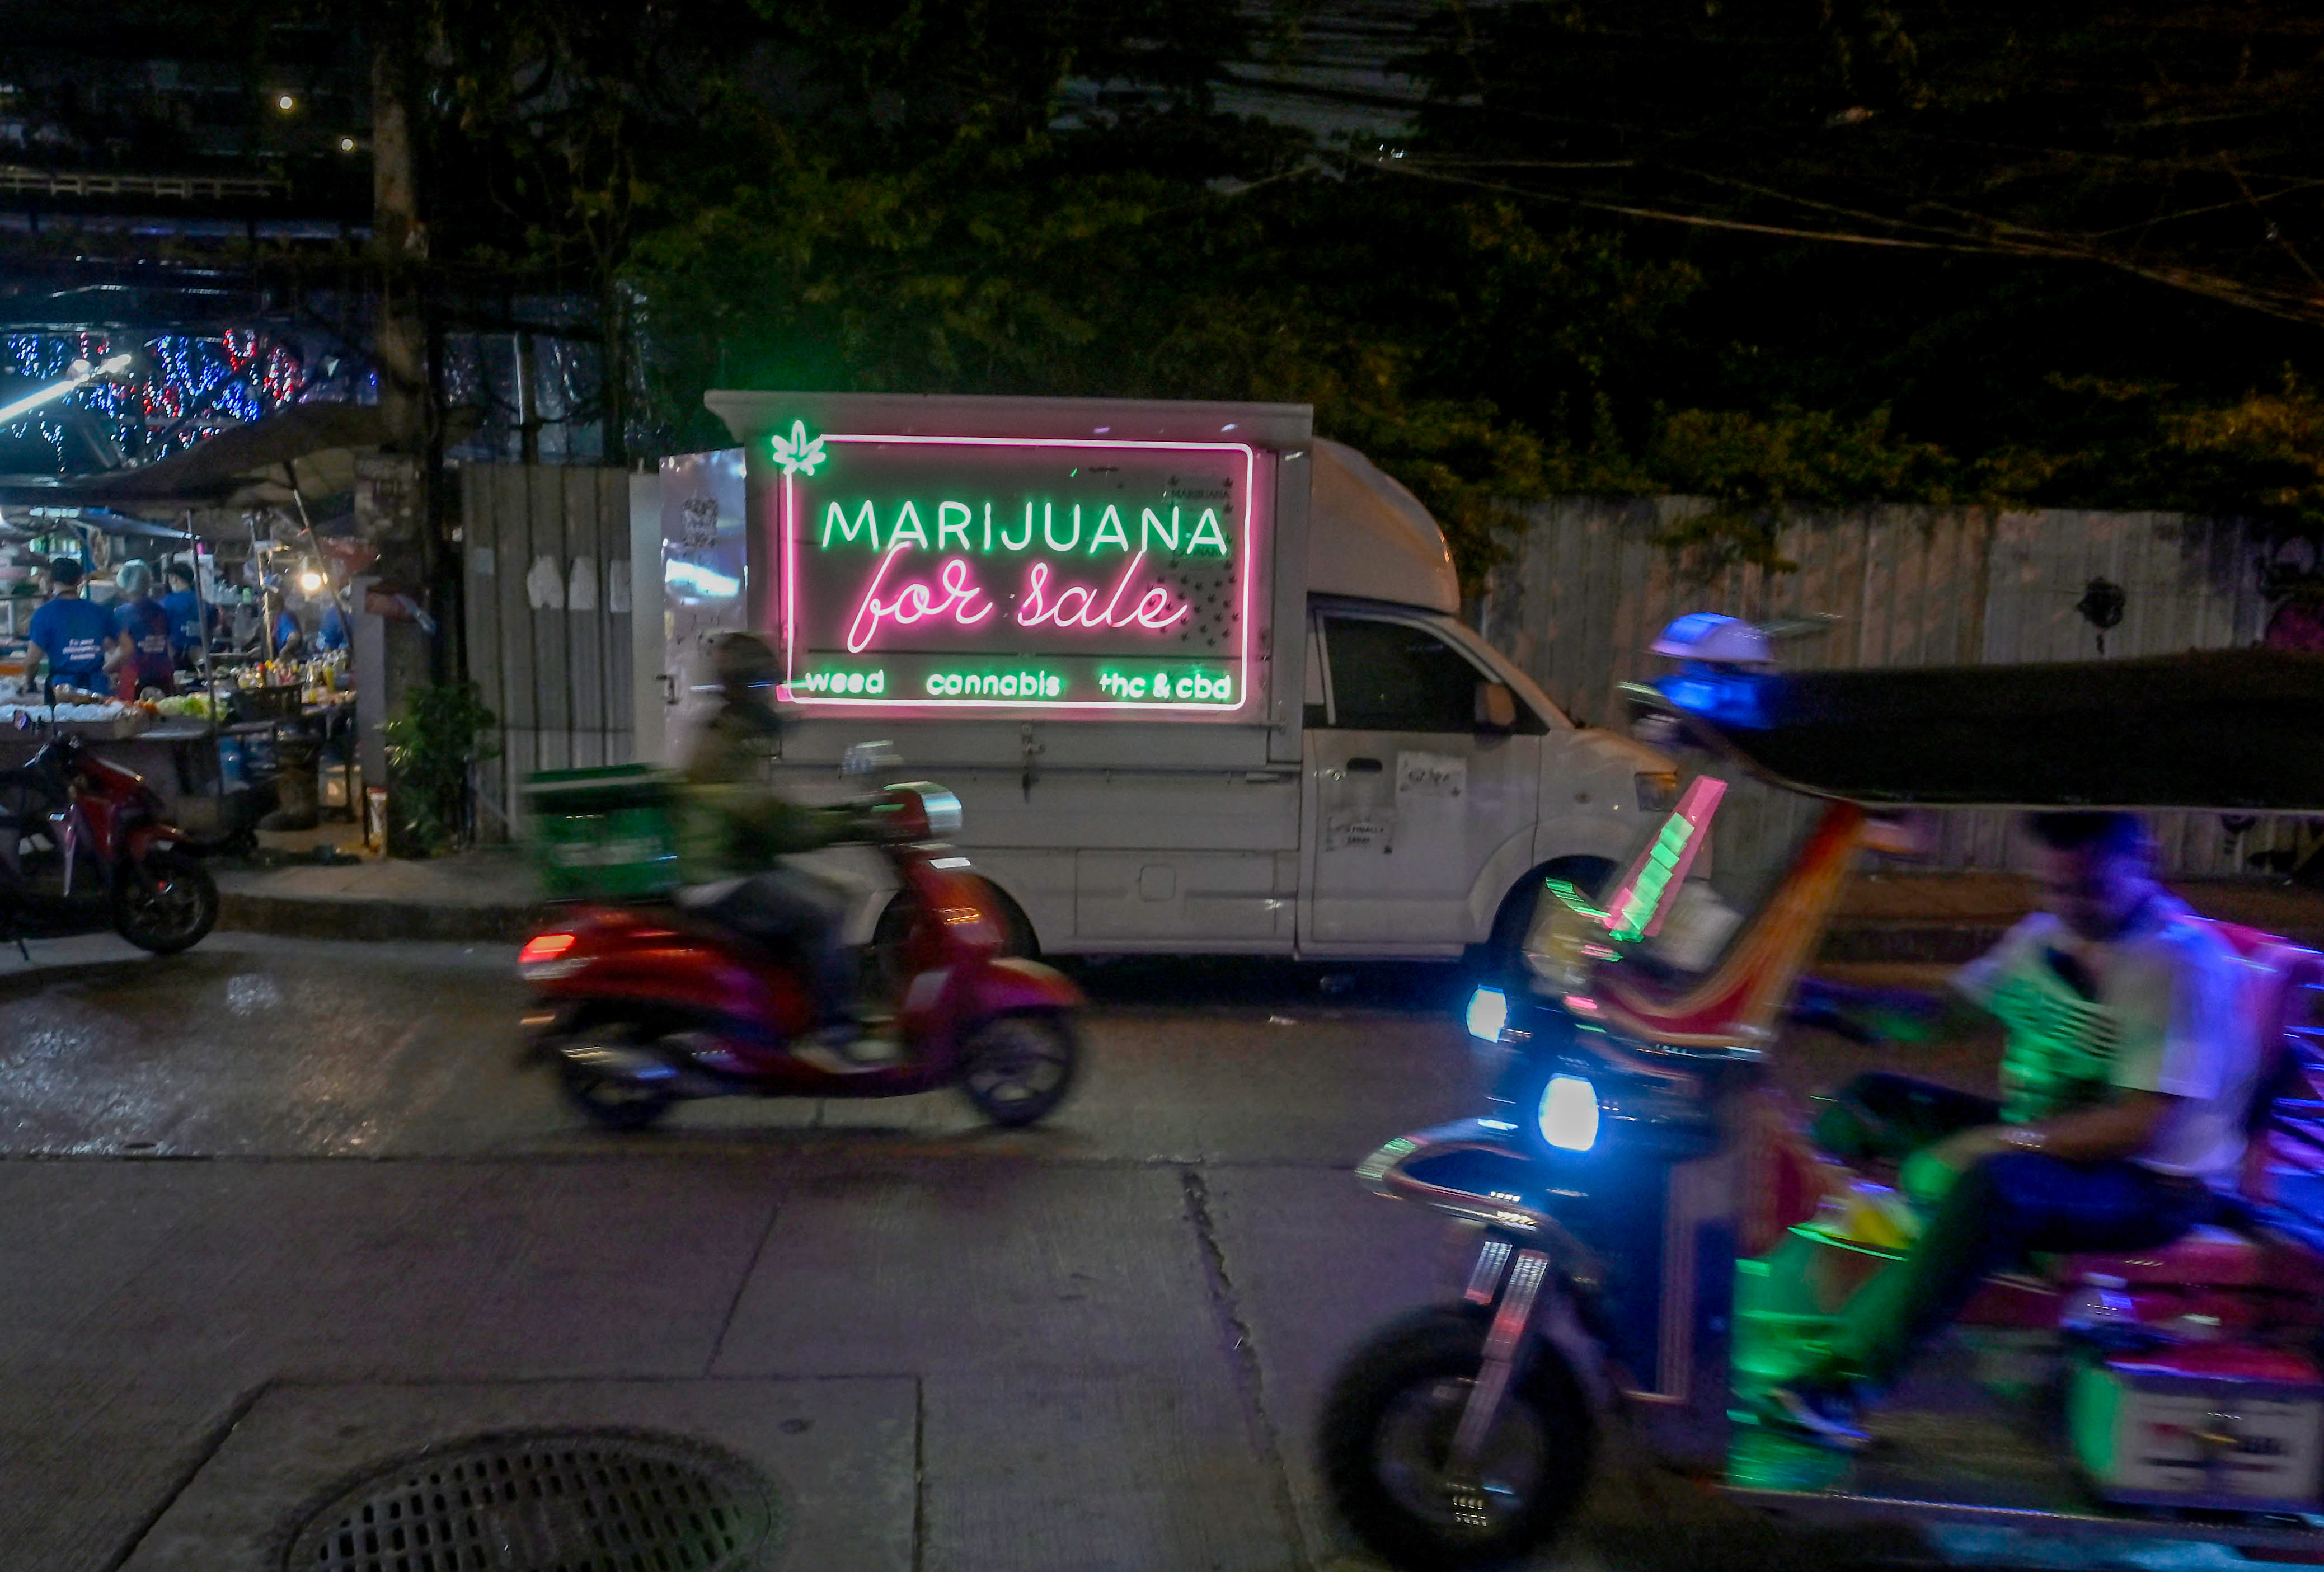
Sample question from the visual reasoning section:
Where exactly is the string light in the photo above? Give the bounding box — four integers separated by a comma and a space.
0, 332, 308, 463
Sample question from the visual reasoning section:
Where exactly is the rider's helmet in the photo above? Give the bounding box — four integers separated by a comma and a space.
708, 631, 780, 693
1649, 612, 1773, 668
1644, 612, 1776, 733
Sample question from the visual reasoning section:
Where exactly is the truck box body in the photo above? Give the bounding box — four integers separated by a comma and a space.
687, 392, 1666, 958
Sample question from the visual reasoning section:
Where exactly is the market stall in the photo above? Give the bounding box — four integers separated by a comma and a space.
0, 405, 391, 848
0, 520, 360, 847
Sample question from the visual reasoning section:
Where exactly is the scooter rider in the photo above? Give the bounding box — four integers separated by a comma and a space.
677, 632, 889, 1072
1763, 810, 2259, 1449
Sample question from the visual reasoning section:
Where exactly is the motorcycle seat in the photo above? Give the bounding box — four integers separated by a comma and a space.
2058, 1224, 2288, 1291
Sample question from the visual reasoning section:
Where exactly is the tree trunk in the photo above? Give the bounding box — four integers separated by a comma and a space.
371, 48, 426, 451
601, 280, 629, 466
371, 44, 442, 851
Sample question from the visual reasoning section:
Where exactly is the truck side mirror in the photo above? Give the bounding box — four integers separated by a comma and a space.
1475, 681, 1518, 733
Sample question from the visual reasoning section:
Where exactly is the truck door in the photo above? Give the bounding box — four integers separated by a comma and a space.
1301, 610, 1545, 951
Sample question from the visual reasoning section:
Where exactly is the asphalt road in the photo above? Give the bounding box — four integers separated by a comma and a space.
0, 934, 2014, 1572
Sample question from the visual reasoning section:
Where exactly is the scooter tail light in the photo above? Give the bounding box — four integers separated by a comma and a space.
519, 931, 585, 980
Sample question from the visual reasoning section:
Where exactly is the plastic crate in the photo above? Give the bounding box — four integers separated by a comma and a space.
229, 686, 304, 723
523, 764, 682, 899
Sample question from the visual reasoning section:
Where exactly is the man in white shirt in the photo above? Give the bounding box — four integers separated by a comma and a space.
1763, 811, 2256, 1450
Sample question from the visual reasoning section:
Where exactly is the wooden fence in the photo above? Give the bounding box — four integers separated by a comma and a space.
450, 471, 2308, 874
1476, 498, 2299, 876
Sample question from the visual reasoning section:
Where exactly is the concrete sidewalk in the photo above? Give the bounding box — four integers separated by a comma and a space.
207, 842, 2324, 961
212, 843, 540, 943
1827, 871, 2324, 961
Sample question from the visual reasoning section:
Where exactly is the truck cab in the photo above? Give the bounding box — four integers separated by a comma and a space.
655, 393, 1671, 960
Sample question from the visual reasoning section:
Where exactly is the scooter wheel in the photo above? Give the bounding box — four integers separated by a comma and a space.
113, 850, 219, 955
1320, 1306, 1593, 1570
957, 1011, 1078, 1127
558, 1055, 677, 1131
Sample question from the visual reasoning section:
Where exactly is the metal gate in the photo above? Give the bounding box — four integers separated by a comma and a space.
458, 464, 636, 832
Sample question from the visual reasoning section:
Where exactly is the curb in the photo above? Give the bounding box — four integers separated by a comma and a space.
1815, 923, 2012, 966
217, 891, 542, 946
1817, 919, 2324, 966
208, 899, 2062, 963
213, 894, 2324, 961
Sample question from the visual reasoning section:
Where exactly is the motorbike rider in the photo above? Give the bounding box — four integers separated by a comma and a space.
677, 632, 892, 1072
1762, 810, 2259, 1449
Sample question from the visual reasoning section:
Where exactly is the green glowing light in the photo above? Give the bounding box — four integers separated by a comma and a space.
771, 419, 827, 477
923, 668, 1065, 700
1544, 878, 1608, 924
1609, 813, 1697, 941
812, 497, 1231, 559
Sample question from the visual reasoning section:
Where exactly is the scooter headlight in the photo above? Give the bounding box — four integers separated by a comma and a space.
1537, 1074, 1600, 1152
1464, 986, 1509, 1043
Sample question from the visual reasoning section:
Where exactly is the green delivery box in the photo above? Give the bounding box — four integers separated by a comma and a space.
523, 764, 682, 899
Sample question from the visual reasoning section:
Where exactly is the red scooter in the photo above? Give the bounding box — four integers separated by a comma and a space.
519, 781, 1084, 1129
0, 716, 219, 954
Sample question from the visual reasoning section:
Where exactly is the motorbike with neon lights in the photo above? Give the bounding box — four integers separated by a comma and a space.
1318, 648, 2324, 1570
518, 780, 1083, 1130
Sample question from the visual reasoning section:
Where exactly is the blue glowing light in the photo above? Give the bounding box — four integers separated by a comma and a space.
1537, 1075, 1600, 1152
1464, 986, 1508, 1043
1655, 670, 1773, 729
664, 559, 742, 598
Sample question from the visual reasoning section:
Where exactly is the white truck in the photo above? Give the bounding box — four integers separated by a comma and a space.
655, 392, 1674, 961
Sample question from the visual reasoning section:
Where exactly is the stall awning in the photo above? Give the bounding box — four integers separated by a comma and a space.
0, 402, 390, 533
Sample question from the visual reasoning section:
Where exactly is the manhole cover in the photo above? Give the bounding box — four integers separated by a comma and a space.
282, 1427, 781, 1571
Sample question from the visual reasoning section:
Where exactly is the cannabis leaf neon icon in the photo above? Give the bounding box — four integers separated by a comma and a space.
769, 420, 827, 477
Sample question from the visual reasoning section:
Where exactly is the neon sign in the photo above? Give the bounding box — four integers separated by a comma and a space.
1601, 776, 1725, 942
773, 428, 1257, 715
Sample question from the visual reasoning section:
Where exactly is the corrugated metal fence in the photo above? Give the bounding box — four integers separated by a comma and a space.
1477, 498, 2299, 876
459, 464, 636, 830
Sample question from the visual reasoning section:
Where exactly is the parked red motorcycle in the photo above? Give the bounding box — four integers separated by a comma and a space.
519, 781, 1083, 1129
0, 716, 219, 953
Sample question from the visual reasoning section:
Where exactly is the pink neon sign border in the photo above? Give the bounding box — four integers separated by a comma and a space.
776, 431, 1260, 715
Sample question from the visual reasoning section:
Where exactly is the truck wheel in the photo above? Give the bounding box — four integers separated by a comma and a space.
1485, 857, 1614, 979
1320, 1306, 1594, 1570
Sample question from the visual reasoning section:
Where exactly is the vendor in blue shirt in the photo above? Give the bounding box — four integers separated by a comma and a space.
314, 599, 349, 654
26, 559, 114, 699
270, 593, 304, 659
160, 562, 218, 664
109, 561, 177, 696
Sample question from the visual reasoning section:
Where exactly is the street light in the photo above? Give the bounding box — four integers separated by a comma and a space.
276, 93, 297, 112
0, 351, 133, 428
